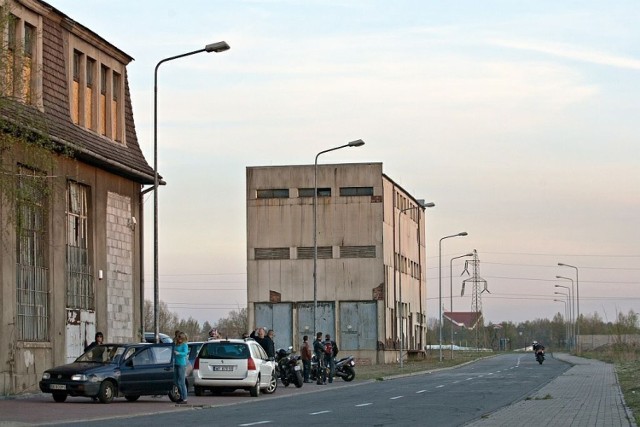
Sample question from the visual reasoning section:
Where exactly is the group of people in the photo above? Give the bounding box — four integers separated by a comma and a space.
300, 332, 338, 385
249, 327, 276, 359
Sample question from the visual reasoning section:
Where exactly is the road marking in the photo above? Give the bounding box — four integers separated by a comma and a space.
496, 370, 501, 373
310, 410, 331, 415
239, 421, 272, 426
390, 396, 403, 400
452, 380, 460, 384
466, 377, 474, 381
416, 390, 427, 394
436, 385, 444, 388
488, 372, 494, 375
356, 403, 373, 407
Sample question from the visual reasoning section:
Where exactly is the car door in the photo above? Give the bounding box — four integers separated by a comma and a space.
252, 343, 273, 387
119, 344, 173, 396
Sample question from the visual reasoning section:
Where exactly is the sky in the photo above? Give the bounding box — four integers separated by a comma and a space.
48, 0, 639, 327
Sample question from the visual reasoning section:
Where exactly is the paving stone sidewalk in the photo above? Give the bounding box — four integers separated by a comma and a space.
467, 353, 637, 427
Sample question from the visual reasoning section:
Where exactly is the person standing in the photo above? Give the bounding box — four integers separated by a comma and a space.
84, 331, 103, 352
264, 330, 276, 359
313, 332, 326, 385
173, 331, 189, 404
301, 335, 312, 383
324, 334, 338, 383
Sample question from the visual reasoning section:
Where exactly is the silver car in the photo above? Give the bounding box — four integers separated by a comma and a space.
193, 339, 277, 397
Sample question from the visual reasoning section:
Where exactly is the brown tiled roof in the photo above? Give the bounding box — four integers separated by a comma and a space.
1, 9, 155, 185
443, 311, 483, 330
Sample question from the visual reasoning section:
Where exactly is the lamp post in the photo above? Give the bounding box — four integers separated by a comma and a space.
558, 263, 579, 353
555, 282, 573, 350
397, 200, 434, 368
449, 252, 473, 359
439, 232, 468, 362
153, 41, 230, 343
554, 291, 570, 349
553, 298, 569, 348
313, 139, 365, 336
556, 275, 575, 351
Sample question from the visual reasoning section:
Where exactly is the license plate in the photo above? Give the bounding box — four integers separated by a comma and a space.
50, 384, 66, 390
293, 365, 301, 371
213, 365, 234, 371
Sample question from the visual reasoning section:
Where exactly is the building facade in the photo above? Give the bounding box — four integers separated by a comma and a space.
246, 162, 427, 364
0, 0, 153, 394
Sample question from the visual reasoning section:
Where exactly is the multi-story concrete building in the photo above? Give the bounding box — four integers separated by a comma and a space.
0, 0, 153, 394
246, 162, 428, 364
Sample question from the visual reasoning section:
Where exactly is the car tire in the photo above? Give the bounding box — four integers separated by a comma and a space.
249, 377, 260, 397
168, 384, 181, 402
125, 395, 140, 402
52, 391, 67, 403
194, 386, 204, 396
264, 372, 278, 394
98, 380, 115, 404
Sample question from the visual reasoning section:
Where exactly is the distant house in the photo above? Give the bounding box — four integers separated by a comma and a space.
0, 0, 154, 394
246, 162, 429, 364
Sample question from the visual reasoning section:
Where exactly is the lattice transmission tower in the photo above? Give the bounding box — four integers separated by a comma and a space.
461, 249, 489, 348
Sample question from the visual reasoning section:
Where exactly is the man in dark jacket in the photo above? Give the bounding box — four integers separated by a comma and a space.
84, 332, 103, 352
313, 332, 326, 385
250, 327, 276, 359
324, 334, 338, 383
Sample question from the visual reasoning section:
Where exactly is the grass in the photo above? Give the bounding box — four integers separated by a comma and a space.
580, 344, 640, 425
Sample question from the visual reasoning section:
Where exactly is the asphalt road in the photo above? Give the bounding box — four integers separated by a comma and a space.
51, 353, 569, 427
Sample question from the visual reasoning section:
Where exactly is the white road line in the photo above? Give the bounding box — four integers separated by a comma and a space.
390, 396, 403, 400
310, 410, 331, 415
416, 390, 427, 394
356, 403, 373, 407
436, 385, 444, 388
239, 421, 272, 426
466, 377, 473, 381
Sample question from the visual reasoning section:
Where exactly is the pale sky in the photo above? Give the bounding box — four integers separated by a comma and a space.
49, 0, 639, 327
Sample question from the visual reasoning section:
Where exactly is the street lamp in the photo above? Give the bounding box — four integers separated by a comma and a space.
153, 41, 230, 343
449, 252, 473, 359
397, 200, 434, 368
439, 232, 468, 362
555, 281, 574, 350
554, 290, 570, 349
558, 263, 579, 353
313, 139, 365, 336
553, 298, 569, 348
556, 275, 575, 351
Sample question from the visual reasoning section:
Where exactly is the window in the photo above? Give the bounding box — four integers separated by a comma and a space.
85, 57, 95, 129
111, 72, 120, 141
99, 65, 107, 135
66, 181, 93, 310
72, 50, 80, 124
16, 166, 49, 341
256, 189, 289, 199
298, 188, 331, 197
339, 187, 374, 197
2, 9, 41, 106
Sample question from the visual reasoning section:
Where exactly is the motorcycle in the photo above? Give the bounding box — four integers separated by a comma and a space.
275, 347, 303, 388
310, 355, 356, 382
535, 348, 545, 364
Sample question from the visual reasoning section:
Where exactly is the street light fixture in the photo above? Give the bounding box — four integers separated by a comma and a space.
554, 291, 570, 350
449, 252, 473, 359
397, 200, 434, 368
556, 275, 575, 351
313, 139, 365, 336
439, 232, 468, 362
555, 282, 573, 350
153, 41, 230, 343
558, 263, 579, 353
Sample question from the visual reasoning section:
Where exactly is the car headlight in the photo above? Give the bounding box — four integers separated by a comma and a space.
71, 374, 87, 381
42, 372, 50, 380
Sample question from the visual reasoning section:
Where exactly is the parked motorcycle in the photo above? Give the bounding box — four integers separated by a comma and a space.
310, 355, 356, 382
535, 348, 545, 364
275, 347, 303, 388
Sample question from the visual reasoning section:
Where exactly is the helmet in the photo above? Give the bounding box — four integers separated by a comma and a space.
277, 348, 288, 358
532, 341, 538, 345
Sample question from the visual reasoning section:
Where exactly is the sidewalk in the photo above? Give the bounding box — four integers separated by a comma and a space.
467, 353, 637, 427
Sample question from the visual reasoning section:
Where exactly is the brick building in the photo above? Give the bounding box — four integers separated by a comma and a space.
0, 0, 153, 394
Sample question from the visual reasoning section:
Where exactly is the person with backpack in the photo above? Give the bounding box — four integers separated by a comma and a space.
313, 332, 326, 385
324, 334, 338, 383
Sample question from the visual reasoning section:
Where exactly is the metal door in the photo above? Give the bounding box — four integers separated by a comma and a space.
297, 302, 335, 343
339, 302, 377, 350
65, 309, 95, 362
255, 303, 292, 350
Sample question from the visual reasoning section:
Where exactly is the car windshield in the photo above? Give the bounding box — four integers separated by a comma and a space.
199, 342, 250, 360
76, 345, 126, 364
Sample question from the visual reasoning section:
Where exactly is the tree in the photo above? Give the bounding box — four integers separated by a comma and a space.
143, 299, 179, 335
214, 308, 248, 339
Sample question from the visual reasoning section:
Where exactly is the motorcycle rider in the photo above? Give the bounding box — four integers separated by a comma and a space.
324, 334, 339, 383
532, 341, 545, 352
313, 332, 326, 385
301, 335, 312, 383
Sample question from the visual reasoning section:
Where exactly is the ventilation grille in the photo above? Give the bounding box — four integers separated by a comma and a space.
255, 248, 290, 260
340, 245, 376, 258
298, 246, 332, 259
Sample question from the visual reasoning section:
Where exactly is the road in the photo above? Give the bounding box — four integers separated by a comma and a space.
49, 353, 568, 427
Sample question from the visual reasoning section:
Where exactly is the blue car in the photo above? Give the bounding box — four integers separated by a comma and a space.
39, 343, 179, 403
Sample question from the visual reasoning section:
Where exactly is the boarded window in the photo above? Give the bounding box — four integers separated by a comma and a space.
256, 189, 289, 199
99, 65, 107, 135
16, 166, 49, 341
72, 51, 81, 124
66, 181, 94, 310
298, 188, 331, 197
255, 247, 290, 260
85, 58, 95, 129
297, 246, 332, 259
340, 245, 376, 258
339, 187, 374, 197
111, 72, 120, 141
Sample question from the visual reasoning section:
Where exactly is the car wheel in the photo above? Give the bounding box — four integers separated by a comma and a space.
249, 376, 260, 397
52, 391, 67, 403
168, 384, 180, 402
264, 372, 278, 394
125, 395, 140, 402
98, 380, 115, 404
194, 386, 204, 396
